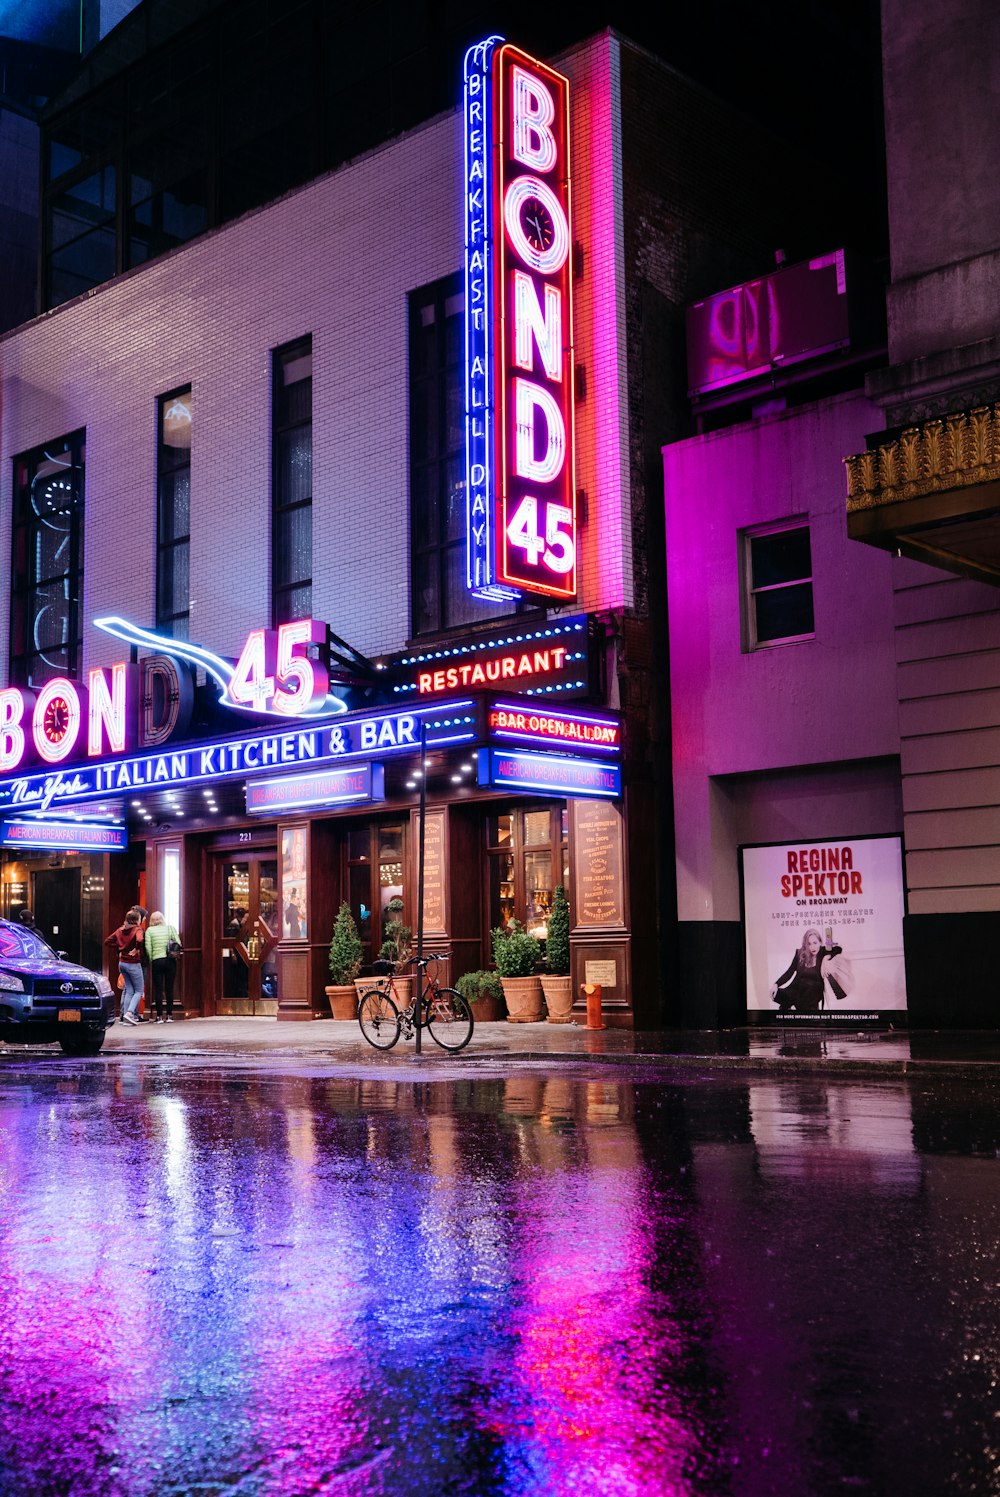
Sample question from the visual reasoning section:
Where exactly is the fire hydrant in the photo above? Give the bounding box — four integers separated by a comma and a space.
581, 983, 605, 1030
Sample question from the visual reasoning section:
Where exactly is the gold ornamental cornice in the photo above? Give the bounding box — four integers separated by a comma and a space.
845, 404, 1000, 511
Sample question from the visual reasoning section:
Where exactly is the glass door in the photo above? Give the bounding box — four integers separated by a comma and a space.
219, 853, 280, 1015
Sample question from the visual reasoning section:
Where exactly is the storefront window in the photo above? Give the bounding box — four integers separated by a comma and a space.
347, 821, 408, 970
488, 805, 567, 942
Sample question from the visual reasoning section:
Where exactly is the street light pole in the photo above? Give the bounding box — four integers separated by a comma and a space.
414, 719, 427, 1056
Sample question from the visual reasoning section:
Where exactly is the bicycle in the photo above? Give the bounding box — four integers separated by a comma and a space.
357, 953, 474, 1053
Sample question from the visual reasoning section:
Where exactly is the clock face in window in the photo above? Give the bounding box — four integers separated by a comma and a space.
519, 196, 555, 254
42, 697, 72, 747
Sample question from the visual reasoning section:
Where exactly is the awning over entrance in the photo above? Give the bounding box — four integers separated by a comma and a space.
845, 403, 1000, 585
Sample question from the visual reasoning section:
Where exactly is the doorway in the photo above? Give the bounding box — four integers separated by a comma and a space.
33, 866, 82, 960
217, 852, 279, 1015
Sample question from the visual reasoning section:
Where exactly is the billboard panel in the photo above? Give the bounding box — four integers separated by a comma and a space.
742, 835, 906, 1020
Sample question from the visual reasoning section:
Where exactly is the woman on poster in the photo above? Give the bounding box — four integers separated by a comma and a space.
770, 928, 845, 1014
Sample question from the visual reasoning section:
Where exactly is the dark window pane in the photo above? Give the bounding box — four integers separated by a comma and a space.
48, 225, 116, 298
275, 584, 311, 626
444, 459, 466, 542
412, 549, 438, 637
751, 527, 811, 589
157, 544, 189, 621
755, 582, 814, 643
274, 505, 312, 588
158, 470, 190, 542
274, 430, 312, 507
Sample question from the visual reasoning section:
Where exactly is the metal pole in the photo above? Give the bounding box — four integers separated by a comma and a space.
414, 719, 427, 1055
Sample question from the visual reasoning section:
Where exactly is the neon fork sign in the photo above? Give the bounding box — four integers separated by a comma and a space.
464, 37, 577, 601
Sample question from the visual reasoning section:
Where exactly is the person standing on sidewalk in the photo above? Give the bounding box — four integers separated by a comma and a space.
105, 909, 145, 1026
145, 911, 180, 1023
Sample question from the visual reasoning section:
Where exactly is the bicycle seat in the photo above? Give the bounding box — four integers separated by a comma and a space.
372, 959, 396, 976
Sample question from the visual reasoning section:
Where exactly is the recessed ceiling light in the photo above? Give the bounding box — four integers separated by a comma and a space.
131, 800, 142, 807
405, 780, 417, 789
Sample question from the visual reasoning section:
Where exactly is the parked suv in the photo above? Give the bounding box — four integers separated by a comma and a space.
0, 918, 115, 1055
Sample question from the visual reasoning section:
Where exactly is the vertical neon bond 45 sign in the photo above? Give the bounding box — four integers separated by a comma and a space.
464, 37, 577, 601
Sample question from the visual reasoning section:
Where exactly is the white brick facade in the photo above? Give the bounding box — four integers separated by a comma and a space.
0, 33, 630, 681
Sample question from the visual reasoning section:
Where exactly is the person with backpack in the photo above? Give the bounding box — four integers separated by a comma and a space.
145, 910, 181, 1023
105, 908, 146, 1026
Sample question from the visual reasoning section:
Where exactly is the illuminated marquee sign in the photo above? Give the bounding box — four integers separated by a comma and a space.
0, 703, 477, 814
0, 616, 348, 782
464, 37, 576, 601
487, 701, 621, 754
95, 616, 345, 720
477, 747, 621, 799
0, 818, 128, 851
389, 615, 591, 698
246, 764, 383, 814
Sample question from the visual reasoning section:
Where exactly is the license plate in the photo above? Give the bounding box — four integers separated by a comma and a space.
57, 1009, 81, 1023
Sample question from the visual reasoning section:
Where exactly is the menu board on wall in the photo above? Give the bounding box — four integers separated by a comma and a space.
573, 800, 624, 928
742, 835, 906, 1019
420, 810, 447, 935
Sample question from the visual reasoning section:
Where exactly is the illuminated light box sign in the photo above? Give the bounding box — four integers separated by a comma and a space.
464, 37, 576, 601
477, 747, 621, 799
487, 700, 621, 753
246, 764, 383, 815
0, 703, 477, 815
390, 615, 591, 698
742, 836, 906, 1020
0, 818, 128, 851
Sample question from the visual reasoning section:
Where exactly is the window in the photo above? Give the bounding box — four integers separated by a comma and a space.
156, 388, 192, 638
741, 521, 814, 649
488, 805, 569, 942
10, 432, 86, 688
409, 275, 520, 637
272, 338, 312, 625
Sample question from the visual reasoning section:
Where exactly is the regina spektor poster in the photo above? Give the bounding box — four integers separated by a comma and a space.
742, 836, 906, 1019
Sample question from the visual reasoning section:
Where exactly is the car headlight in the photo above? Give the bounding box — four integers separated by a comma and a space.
95, 975, 113, 998
0, 970, 25, 992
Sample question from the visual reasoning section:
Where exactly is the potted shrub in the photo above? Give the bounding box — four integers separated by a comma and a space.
455, 968, 507, 1022
540, 885, 574, 1023
491, 918, 543, 1022
325, 901, 362, 1019
365, 902, 414, 1007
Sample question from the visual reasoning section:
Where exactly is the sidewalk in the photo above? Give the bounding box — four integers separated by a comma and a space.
93, 1015, 1000, 1075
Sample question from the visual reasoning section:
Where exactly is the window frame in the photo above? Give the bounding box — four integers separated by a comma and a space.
740, 518, 815, 652
271, 336, 313, 628
156, 385, 192, 639
9, 430, 86, 689
408, 274, 526, 640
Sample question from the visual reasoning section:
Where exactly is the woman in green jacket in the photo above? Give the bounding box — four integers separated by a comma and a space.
145, 910, 181, 1023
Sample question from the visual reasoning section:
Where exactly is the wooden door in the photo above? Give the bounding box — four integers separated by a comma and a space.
217, 852, 280, 1015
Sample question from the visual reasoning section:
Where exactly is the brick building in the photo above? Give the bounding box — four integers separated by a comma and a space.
0, 1, 825, 1025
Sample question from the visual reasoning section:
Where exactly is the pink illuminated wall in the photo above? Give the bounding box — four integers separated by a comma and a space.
663, 391, 898, 925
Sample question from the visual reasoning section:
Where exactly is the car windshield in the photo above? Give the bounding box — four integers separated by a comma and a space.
0, 923, 58, 964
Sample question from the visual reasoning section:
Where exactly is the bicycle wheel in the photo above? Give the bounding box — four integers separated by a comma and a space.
358, 988, 401, 1050
426, 987, 474, 1053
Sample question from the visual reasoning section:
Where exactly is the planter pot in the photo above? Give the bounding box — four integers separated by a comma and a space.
501, 974, 544, 1023
540, 974, 574, 1023
355, 975, 413, 1009
470, 992, 507, 1022
325, 984, 357, 1021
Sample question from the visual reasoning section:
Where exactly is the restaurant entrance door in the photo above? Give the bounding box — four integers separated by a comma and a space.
217, 852, 279, 1015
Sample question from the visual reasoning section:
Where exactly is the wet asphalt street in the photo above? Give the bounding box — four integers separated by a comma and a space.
0, 1051, 998, 1496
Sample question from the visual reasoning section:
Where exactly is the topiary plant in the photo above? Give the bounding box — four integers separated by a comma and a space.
455, 969, 505, 1005
491, 918, 541, 978
328, 901, 363, 985
545, 885, 570, 975
378, 921, 413, 970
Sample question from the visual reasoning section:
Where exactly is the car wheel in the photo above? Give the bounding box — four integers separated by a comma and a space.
58, 1031, 106, 1056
